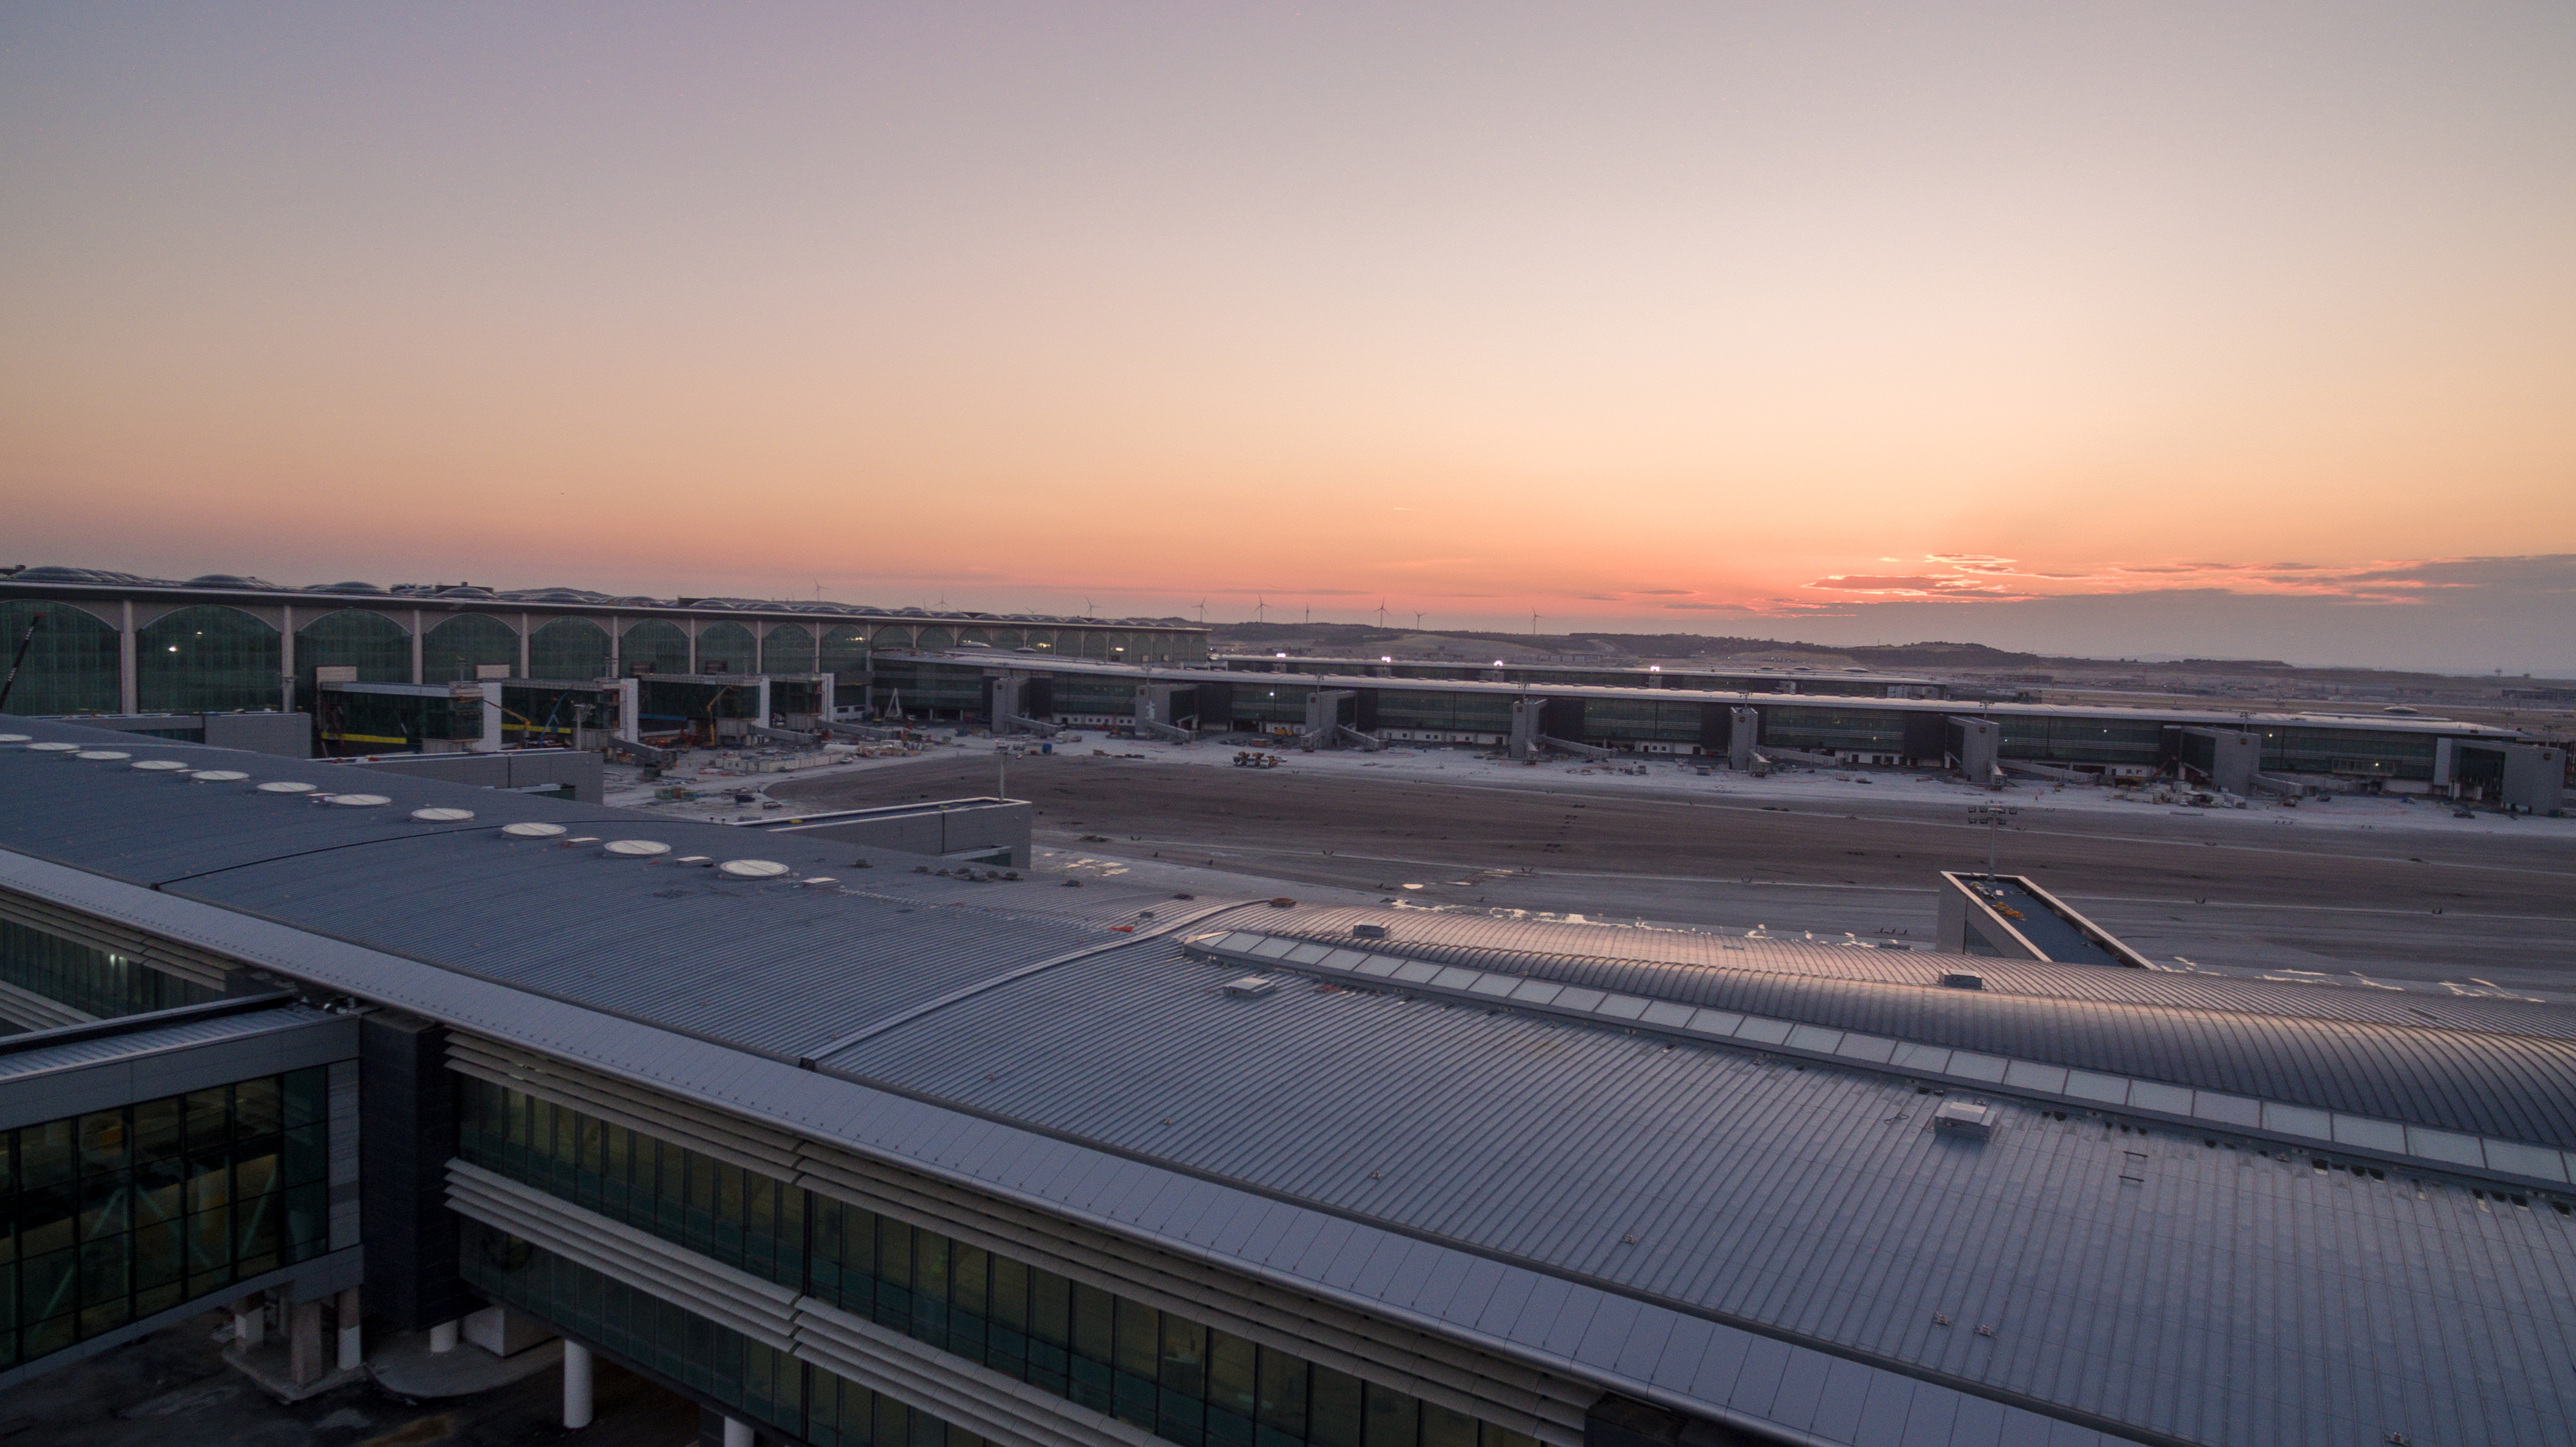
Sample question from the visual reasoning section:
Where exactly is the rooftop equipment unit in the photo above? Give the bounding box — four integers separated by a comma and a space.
1932, 1100, 1996, 1140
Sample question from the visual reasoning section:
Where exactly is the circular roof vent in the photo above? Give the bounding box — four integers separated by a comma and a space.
257, 781, 316, 794
327, 793, 391, 807
799, 876, 838, 886
501, 821, 567, 838
132, 759, 191, 772
191, 769, 250, 782
603, 839, 671, 857
75, 749, 132, 760
410, 806, 476, 822
27, 742, 80, 753
0, 733, 30, 744
717, 859, 790, 879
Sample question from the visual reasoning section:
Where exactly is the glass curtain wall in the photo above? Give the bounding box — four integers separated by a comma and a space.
528, 619, 612, 679
458, 1080, 1540, 1447
1760, 706, 1909, 755
760, 624, 815, 676
422, 615, 520, 681
915, 627, 955, 651
819, 626, 870, 682
622, 622, 693, 676
871, 626, 913, 652
0, 919, 217, 1020
135, 607, 279, 714
0, 600, 121, 716
1, 1069, 332, 1371
697, 623, 758, 676
296, 609, 412, 698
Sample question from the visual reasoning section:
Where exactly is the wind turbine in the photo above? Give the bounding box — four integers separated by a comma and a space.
1254, 596, 1267, 624
1197, 599, 1208, 624
1414, 610, 1425, 630
1376, 597, 1389, 628
1532, 609, 1543, 636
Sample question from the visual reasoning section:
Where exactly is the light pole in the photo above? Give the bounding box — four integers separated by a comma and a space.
1967, 803, 2015, 875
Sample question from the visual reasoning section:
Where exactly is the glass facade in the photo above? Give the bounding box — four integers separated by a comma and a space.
296, 609, 413, 698
915, 627, 956, 651
622, 621, 693, 676
1370, 691, 1513, 735
760, 624, 815, 676
0, 600, 121, 716
872, 626, 914, 650
0, 919, 217, 1020
528, 618, 613, 679
1762, 705, 1909, 755
422, 615, 521, 681
136, 606, 279, 714
698, 623, 759, 676
2262, 725, 2437, 780
1577, 698, 1704, 746
1227, 684, 1312, 727
1995, 717, 2166, 768
458, 1080, 1540, 1447
820, 626, 871, 682
463, 1226, 985, 1447
1, 1069, 333, 1371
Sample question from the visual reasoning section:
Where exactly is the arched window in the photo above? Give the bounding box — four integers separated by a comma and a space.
137, 606, 280, 713
296, 609, 412, 700
819, 625, 870, 681
915, 626, 955, 650
0, 600, 121, 715
621, 621, 691, 676
1024, 630, 1055, 653
989, 629, 1024, 650
1079, 631, 1109, 659
759, 622, 814, 675
528, 618, 611, 679
697, 622, 758, 675
871, 625, 913, 650
959, 627, 990, 647
423, 614, 520, 681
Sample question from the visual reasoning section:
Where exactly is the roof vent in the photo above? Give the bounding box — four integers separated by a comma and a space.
1941, 973, 1985, 991
410, 806, 476, 822
1932, 1100, 1996, 1140
1223, 976, 1280, 998
191, 770, 249, 782
325, 793, 391, 807
0, 733, 30, 744
603, 840, 671, 858
132, 759, 191, 773
74, 749, 131, 761
799, 876, 837, 886
1352, 924, 1389, 939
256, 781, 316, 794
501, 821, 567, 838
27, 742, 80, 753
718, 859, 791, 879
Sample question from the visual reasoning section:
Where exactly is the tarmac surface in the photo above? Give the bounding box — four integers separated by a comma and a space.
772, 747, 2576, 999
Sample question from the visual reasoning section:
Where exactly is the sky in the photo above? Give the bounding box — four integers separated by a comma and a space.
4, 5, 2571, 671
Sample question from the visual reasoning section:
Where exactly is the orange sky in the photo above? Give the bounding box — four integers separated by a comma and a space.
4, 5, 2571, 668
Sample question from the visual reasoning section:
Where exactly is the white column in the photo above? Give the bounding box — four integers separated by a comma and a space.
410, 609, 425, 684
475, 680, 504, 752
335, 1287, 362, 1371
607, 615, 622, 677
616, 677, 639, 743
723, 1417, 754, 1447
233, 1296, 265, 1348
429, 1319, 458, 1353
755, 676, 771, 726
119, 599, 138, 713
519, 613, 532, 678
563, 1339, 594, 1429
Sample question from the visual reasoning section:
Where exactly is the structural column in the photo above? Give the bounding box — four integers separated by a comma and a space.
232, 1293, 266, 1348
288, 1299, 325, 1385
429, 1318, 459, 1352
280, 604, 297, 712
410, 609, 425, 685
336, 1287, 364, 1371
723, 1418, 754, 1447
563, 1339, 594, 1429
519, 613, 532, 678
119, 599, 138, 714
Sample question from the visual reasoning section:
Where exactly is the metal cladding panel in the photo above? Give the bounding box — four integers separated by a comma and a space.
825, 939, 2576, 1447
0, 1002, 327, 1081
1219, 912, 2576, 1146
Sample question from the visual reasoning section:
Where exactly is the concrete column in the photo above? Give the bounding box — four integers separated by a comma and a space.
723, 1417, 755, 1447
755, 676, 772, 727
563, 1339, 595, 1429
616, 678, 639, 743
335, 1287, 362, 1371
608, 616, 622, 677
473, 680, 504, 753
818, 672, 835, 719
232, 1295, 266, 1348
429, 1319, 458, 1353
519, 613, 532, 678
119, 599, 138, 713
686, 617, 699, 675
410, 609, 425, 684
281, 604, 297, 712
288, 1299, 325, 1385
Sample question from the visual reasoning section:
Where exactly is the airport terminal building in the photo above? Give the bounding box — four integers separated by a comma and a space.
4, 719, 2574, 1447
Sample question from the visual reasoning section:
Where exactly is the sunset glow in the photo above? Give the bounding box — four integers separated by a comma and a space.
4, 5, 2570, 668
